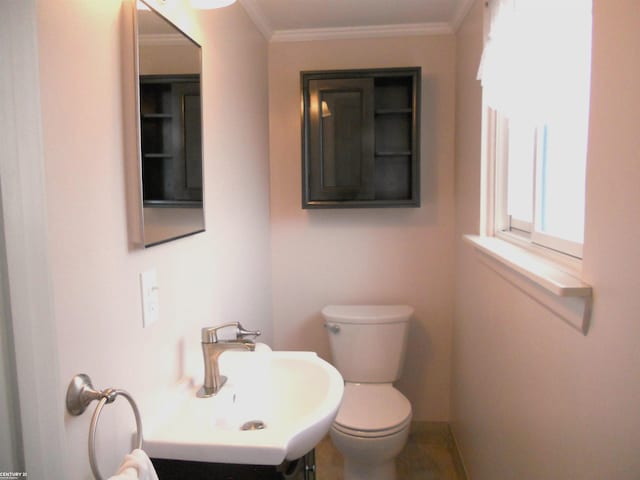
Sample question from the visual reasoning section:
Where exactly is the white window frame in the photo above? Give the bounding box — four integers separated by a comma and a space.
469, 0, 593, 334
477, 0, 592, 271
492, 112, 584, 262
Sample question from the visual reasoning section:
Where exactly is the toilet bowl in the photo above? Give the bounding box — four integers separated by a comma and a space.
322, 305, 414, 480
329, 383, 412, 480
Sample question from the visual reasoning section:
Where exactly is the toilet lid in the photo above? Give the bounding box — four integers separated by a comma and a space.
334, 384, 412, 433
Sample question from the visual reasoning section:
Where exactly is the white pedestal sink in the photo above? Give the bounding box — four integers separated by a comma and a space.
144, 349, 344, 465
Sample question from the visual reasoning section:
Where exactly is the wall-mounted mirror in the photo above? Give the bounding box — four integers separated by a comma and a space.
135, 0, 205, 247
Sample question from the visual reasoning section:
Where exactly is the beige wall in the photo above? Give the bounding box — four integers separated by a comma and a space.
268, 36, 456, 420
35, 0, 270, 476
23, 0, 640, 475
452, 0, 640, 478
139, 44, 201, 75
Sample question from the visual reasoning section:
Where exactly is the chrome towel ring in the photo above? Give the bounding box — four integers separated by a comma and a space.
66, 374, 143, 480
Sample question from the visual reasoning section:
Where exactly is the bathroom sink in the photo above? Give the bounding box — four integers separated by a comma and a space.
144, 350, 344, 465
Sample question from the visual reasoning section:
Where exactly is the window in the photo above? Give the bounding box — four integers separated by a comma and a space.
479, 0, 592, 259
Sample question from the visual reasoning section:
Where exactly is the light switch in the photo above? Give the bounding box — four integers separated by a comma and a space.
140, 269, 159, 327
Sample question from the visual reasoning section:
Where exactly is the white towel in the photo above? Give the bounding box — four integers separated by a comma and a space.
108, 449, 159, 480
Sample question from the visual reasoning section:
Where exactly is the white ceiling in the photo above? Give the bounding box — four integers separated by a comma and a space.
238, 0, 475, 41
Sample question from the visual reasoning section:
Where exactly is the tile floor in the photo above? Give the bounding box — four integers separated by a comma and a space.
315, 422, 467, 480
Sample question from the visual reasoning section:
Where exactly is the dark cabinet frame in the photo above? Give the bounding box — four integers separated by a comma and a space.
301, 67, 421, 209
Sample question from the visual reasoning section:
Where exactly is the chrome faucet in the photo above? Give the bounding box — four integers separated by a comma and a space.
197, 322, 261, 398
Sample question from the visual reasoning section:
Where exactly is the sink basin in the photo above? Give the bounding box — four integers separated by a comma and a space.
144, 350, 344, 465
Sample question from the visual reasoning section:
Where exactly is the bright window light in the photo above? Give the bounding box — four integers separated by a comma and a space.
479, 0, 592, 259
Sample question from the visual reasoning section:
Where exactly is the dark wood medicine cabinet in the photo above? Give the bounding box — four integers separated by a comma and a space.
301, 67, 421, 209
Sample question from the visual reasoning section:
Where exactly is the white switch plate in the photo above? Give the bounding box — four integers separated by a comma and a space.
140, 269, 159, 328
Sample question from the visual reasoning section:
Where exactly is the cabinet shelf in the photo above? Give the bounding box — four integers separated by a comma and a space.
143, 199, 202, 208
142, 113, 173, 120
375, 151, 412, 157
375, 108, 412, 115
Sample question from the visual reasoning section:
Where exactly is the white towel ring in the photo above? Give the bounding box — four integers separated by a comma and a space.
66, 374, 143, 480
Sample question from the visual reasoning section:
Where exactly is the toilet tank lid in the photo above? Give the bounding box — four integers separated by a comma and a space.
322, 305, 413, 324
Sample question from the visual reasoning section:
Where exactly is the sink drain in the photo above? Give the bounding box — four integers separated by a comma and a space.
240, 420, 266, 431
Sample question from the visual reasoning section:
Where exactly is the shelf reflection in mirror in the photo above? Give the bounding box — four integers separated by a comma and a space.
135, 0, 204, 247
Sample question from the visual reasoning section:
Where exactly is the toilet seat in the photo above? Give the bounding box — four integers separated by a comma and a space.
333, 383, 412, 438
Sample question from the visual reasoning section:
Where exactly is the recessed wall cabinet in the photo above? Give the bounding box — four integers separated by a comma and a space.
301, 67, 421, 209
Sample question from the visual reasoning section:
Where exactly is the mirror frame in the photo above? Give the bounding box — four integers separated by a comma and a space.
133, 0, 206, 248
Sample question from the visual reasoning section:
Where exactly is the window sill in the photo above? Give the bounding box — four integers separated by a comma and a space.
463, 235, 592, 334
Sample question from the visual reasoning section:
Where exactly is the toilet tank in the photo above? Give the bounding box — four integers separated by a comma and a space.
322, 305, 413, 383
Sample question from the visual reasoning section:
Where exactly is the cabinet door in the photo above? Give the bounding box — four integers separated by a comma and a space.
171, 81, 202, 202
307, 78, 374, 202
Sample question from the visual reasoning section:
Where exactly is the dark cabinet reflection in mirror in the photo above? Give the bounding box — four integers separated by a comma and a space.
136, 0, 204, 247
140, 75, 202, 205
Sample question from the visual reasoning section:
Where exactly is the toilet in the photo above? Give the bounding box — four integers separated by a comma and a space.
322, 304, 413, 480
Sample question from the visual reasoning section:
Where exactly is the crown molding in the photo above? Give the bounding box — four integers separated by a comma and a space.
270, 22, 453, 43
237, 0, 467, 43
238, 0, 273, 40
451, 0, 478, 32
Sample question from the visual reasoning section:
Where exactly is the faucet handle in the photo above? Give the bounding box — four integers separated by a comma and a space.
236, 322, 261, 340
201, 322, 261, 343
